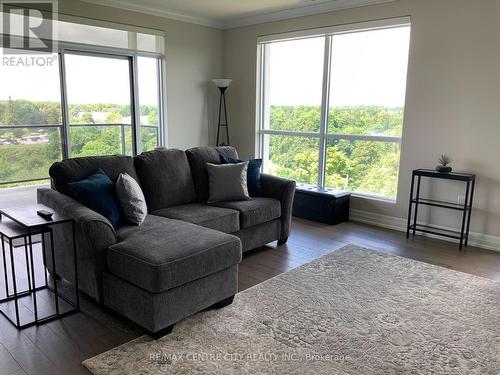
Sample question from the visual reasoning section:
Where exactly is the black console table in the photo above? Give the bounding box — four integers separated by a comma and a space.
0, 204, 79, 329
406, 169, 475, 250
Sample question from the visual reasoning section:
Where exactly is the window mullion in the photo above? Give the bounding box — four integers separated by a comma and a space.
317, 35, 332, 189
259, 44, 271, 168
261, 130, 320, 138
131, 55, 141, 155
257, 44, 265, 160
326, 134, 401, 143
157, 57, 165, 147
58, 50, 70, 159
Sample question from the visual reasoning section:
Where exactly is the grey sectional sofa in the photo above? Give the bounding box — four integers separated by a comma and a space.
37, 146, 295, 337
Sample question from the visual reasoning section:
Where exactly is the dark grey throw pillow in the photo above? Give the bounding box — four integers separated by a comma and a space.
116, 173, 148, 225
206, 162, 250, 203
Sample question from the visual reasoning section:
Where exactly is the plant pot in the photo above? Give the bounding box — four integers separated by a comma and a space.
436, 165, 452, 173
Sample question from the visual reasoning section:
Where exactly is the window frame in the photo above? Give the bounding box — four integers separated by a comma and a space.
0, 38, 165, 187
59, 44, 165, 159
257, 17, 410, 201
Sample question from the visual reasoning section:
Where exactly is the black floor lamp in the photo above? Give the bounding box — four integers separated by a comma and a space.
212, 79, 232, 146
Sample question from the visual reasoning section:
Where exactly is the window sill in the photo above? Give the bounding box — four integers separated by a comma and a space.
295, 184, 397, 204
351, 192, 397, 204
0, 182, 50, 192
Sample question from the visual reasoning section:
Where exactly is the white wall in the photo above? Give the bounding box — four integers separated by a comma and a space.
60, 0, 223, 150
222, 0, 500, 242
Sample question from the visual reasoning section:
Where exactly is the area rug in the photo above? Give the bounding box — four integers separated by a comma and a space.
83, 245, 500, 374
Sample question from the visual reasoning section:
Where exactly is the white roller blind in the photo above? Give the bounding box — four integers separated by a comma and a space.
0, 10, 165, 54
257, 16, 410, 44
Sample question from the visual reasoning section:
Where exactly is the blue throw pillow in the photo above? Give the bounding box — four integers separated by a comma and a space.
68, 169, 122, 230
219, 154, 262, 196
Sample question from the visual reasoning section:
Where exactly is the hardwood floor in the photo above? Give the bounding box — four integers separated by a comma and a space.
0, 218, 499, 374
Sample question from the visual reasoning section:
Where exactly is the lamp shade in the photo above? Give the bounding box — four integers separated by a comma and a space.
212, 79, 232, 88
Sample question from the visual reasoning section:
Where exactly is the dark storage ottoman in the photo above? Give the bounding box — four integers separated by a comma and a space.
292, 186, 350, 225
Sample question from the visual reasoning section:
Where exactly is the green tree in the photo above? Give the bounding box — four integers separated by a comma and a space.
0, 98, 402, 197
147, 110, 158, 125
106, 112, 123, 123
267, 104, 404, 198
81, 112, 94, 124
0, 96, 15, 125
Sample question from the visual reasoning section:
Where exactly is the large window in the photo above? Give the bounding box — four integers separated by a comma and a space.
65, 53, 134, 157
0, 13, 164, 187
0, 48, 63, 186
137, 56, 162, 152
258, 19, 410, 200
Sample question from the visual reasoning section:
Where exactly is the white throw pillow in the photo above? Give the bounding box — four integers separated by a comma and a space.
116, 173, 148, 225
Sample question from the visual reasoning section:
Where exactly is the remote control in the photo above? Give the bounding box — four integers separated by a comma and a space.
37, 209, 53, 220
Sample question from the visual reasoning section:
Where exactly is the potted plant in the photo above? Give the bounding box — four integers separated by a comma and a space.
436, 154, 453, 173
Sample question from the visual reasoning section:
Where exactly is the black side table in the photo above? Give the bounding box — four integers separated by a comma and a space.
406, 169, 475, 250
0, 204, 79, 329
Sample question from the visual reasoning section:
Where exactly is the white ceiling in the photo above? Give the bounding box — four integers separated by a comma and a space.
81, 0, 397, 29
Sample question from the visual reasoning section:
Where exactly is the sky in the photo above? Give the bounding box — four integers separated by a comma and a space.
268, 26, 411, 107
0, 10, 160, 106
0, 26, 409, 109
0, 52, 159, 105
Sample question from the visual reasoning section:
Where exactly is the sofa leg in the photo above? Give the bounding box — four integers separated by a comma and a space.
277, 237, 288, 246
149, 324, 174, 340
210, 295, 235, 309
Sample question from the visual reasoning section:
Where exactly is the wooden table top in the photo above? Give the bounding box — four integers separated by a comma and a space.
0, 204, 71, 231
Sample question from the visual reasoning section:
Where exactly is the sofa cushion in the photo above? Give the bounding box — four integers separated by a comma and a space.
219, 154, 263, 196
116, 172, 147, 225
68, 169, 122, 230
212, 197, 281, 229
116, 214, 175, 242
107, 218, 242, 293
134, 149, 197, 211
185, 146, 238, 202
50, 155, 138, 198
152, 204, 239, 233
206, 162, 250, 203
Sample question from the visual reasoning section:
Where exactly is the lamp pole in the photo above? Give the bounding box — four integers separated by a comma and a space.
212, 79, 232, 146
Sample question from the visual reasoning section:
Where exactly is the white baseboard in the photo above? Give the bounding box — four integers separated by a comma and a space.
349, 209, 500, 253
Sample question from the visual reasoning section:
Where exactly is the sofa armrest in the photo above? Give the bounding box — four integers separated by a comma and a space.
260, 174, 296, 240
37, 188, 117, 300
